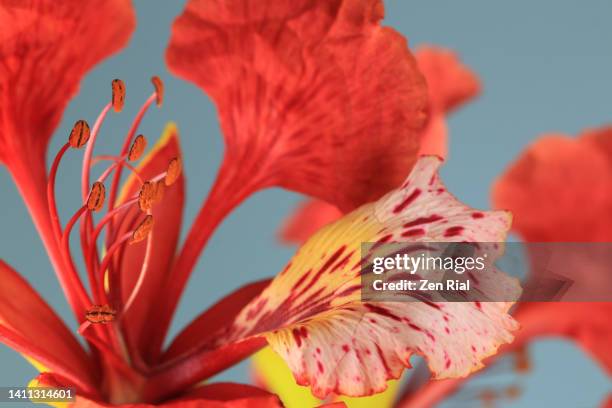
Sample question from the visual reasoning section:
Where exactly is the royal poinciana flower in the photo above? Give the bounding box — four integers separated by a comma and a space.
2, 120, 521, 406
279, 46, 480, 246
398, 127, 612, 408
1, 0, 520, 406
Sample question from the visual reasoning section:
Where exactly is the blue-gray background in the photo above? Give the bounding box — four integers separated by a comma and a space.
1, 1, 610, 406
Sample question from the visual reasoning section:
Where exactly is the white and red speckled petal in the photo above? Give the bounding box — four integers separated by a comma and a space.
224, 156, 519, 399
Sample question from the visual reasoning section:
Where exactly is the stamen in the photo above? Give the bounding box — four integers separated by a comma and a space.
87, 182, 106, 212
80, 99, 113, 252
151, 76, 164, 107
92, 155, 146, 184
85, 304, 117, 324
48, 143, 71, 241
86, 198, 139, 288
58, 205, 94, 307
112, 79, 126, 112
128, 134, 147, 161
68, 120, 91, 149
47, 120, 92, 241
140, 180, 167, 211
165, 157, 182, 186
97, 216, 152, 307
106, 79, 159, 238
98, 232, 133, 304
122, 222, 154, 315
131, 215, 154, 244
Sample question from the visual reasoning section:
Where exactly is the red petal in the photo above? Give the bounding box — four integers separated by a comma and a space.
154, 157, 518, 400
492, 128, 612, 242
146, 338, 267, 402
179, 382, 280, 403
279, 200, 342, 245
166, 0, 428, 212
164, 279, 271, 361
0, 260, 95, 392
227, 157, 518, 398
278, 47, 480, 245
73, 383, 281, 407
415, 47, 480, 158
114, 124, 185, 359
0, 0, 135, 185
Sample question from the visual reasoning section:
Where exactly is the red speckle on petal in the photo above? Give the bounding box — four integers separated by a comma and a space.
342, 344, 350, 353
331, 251, 354, 272
372, 234, 393, 250
393, 189, 422, 213
444, 226, 464, 237
403, 214, 443, 228
280, 262, 292, 275
292, 269, 312, 292
317, 361, 324, 373
365, 304, 402, 322
375, 344, 392, 374
471, 212, 484, 219
311, 246, 346, 285
291, 329, 302, 347
402, 228, 426, 237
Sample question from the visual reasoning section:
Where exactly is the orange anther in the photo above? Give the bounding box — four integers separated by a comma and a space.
85, 304, 116, 324
151, 76, 164, 107
68, 120, 91, 148
153, 180, 165, 203
131, 215, 154, 243
165, 157, 182, 186
138, 182, 155, 211
87, 182, 106, 211
112, 79, 126, 112
128, 134, 147, 161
